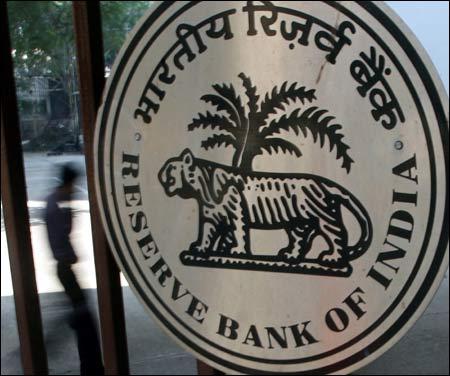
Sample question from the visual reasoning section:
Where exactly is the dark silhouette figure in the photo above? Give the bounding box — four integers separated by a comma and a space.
45, 164, 104, 375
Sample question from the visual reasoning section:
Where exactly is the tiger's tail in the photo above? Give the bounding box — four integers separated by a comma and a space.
341, 190, 373, 261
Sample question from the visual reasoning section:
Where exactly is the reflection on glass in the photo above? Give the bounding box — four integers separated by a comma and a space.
8, 1, 80, 153
101, 1, 152, 72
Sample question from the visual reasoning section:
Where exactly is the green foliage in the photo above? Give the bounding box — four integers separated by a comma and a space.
101, 1, 151, 67
8, 1, 74, 79
7, 1, 150, 148
8, 1, 150, 75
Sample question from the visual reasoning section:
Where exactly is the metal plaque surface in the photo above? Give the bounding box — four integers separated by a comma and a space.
95, 1, 449, 374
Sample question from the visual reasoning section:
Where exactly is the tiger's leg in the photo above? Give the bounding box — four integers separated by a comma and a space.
224, 187, 250, 256
188, 218, 219, 257
211, 218, 236, 254
279, 220, 318, 264
227, 219, 249, 255
215, 227, 236, 253
317, 219, 348, 267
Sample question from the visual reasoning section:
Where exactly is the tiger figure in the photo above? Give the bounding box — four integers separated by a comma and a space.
158, 149, 372, 267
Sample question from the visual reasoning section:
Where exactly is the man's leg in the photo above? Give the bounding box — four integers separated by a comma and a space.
56, 262, 104, 374
56, 262, 86, 308
70, 309, 104, 375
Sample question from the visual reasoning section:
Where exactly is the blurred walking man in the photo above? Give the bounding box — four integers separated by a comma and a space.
45, 163, 104, 375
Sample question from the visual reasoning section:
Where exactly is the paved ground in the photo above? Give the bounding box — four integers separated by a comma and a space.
1, 153, 449, 375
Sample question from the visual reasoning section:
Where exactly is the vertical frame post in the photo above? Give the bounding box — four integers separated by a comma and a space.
197, 360, 222, 375
72, 2, 129, 374
0, 3, 48, 375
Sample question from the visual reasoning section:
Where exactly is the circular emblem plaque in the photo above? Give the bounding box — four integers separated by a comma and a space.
95, 1, 448, 374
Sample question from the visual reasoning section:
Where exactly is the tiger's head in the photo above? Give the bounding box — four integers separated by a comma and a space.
158, 149, 197, 198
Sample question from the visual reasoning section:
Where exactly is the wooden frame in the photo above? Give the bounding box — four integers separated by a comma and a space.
72, 2, 129, 374
1, 3, 48, 374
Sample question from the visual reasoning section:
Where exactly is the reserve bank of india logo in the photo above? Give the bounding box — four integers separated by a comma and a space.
95, 2, 448, 374
159, 73, 373, 277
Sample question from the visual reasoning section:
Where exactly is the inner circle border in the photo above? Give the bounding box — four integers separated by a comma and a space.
95, 1, 449, 374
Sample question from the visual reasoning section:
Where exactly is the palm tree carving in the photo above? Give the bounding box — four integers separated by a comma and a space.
188, 72, 353, 173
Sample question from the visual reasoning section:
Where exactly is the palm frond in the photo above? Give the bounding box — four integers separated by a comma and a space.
238, 72, 259, 117
212, 83, 246, 126
188, 111, 236, 136
258, 137, 302, 157
201, 134, 237, 151
262, 107, 354, 173
259, 82, 316, 127
201, 94, 240, 126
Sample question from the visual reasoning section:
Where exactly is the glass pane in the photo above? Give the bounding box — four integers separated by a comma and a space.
101, 1, 152, 72
4, 2, 99, 374
0, 209, 22, 373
